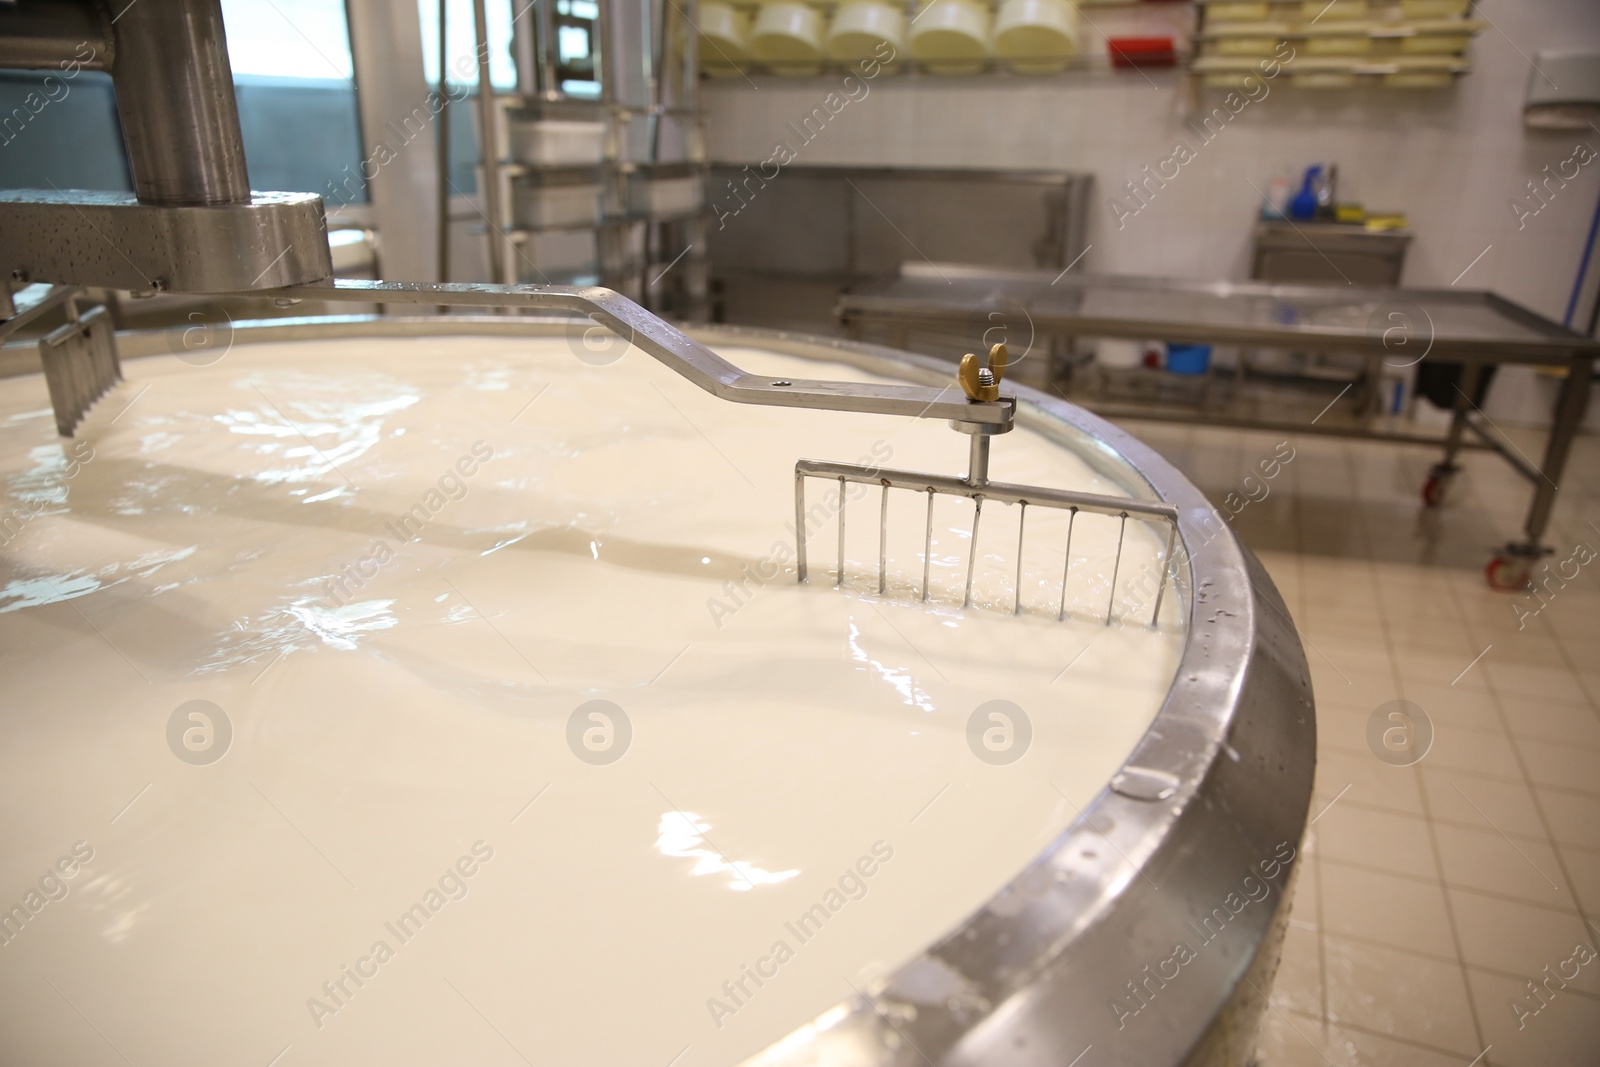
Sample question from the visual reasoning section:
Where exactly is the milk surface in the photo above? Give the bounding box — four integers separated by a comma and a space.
0, 336, 1183, 1066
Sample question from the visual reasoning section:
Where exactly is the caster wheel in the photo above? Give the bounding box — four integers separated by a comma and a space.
1421, 463, 1457, 508
1485, 555, 1532, 593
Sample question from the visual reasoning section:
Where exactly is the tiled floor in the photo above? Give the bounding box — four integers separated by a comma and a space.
1121, 411, 1600, 1067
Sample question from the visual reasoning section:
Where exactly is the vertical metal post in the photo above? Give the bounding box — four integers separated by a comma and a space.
535, 0, 562, 97
967, 433, 990, 486
1522, 354, 1593, 548
473, 0, 509, 285
346, 0, 440, 283
1441, 362, 1482, 468
436, 0, 453, 290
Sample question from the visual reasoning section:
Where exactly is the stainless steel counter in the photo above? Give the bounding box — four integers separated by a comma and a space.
838, 263, 1597, 585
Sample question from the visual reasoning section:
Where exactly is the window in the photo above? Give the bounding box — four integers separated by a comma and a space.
218, 0, 365, 201
417, 0, 520, 90
220, 0, 355, 80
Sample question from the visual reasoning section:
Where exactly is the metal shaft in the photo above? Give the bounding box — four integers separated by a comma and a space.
112, 0, 252, 206
922, 487, 934, 602
967, 433, 991, 487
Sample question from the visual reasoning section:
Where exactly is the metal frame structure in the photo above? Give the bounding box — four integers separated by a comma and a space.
473, 0, 710, 313
0, 312, 1315, 1066
839, 262, 1599, 583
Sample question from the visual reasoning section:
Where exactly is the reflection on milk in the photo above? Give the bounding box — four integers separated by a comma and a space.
656, 811, 800, 891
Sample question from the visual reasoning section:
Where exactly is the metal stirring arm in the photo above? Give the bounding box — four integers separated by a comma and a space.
271, 280, 1015, 429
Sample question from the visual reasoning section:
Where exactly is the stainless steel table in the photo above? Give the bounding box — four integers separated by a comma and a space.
838, 263, 1600, 588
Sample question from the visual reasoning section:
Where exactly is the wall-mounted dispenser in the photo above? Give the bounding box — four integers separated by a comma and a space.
1525, 50, 1600, 130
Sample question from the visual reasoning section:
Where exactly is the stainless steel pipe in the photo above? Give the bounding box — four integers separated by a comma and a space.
110, 0, 252, 206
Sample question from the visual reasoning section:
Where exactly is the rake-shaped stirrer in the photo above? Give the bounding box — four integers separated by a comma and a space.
796, 343, 1180, 627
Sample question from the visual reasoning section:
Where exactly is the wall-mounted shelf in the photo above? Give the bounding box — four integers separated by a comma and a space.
1196, 18, 1483, 47
709, 52, 1194, 78
699, 0, 1197, 80
1193, 51, 1468, 87
1188, 0, 1479, 87
1194, 0, 1471, 16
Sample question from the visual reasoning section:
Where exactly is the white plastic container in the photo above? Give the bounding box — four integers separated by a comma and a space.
506, 119, 605, 167
910, 0, 992, 75
515, 229, 599, 276
826, 0, 906, 64
1095, 338, 1145, 369
749, 0, 826, 75
511, 170, 601, 229
627, 166, 704, 217
699, 2, 754, 76
994, 0, 1079, 74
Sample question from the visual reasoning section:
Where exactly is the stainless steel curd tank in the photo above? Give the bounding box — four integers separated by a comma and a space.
0, 313, 1320, 1067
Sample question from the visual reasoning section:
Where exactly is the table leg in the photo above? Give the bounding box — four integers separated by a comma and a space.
1421, 362, 1481, 508
1519, 355, 1593, 551
1442, 362, 1480, 468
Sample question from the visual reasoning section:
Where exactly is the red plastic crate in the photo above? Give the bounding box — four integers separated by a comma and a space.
1108, 36, 1178, 68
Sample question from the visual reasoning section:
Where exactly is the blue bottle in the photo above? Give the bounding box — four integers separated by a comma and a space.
1290, 165, 1322, 221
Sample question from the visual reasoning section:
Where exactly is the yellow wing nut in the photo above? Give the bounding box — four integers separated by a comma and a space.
959, 344, 1008, 402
